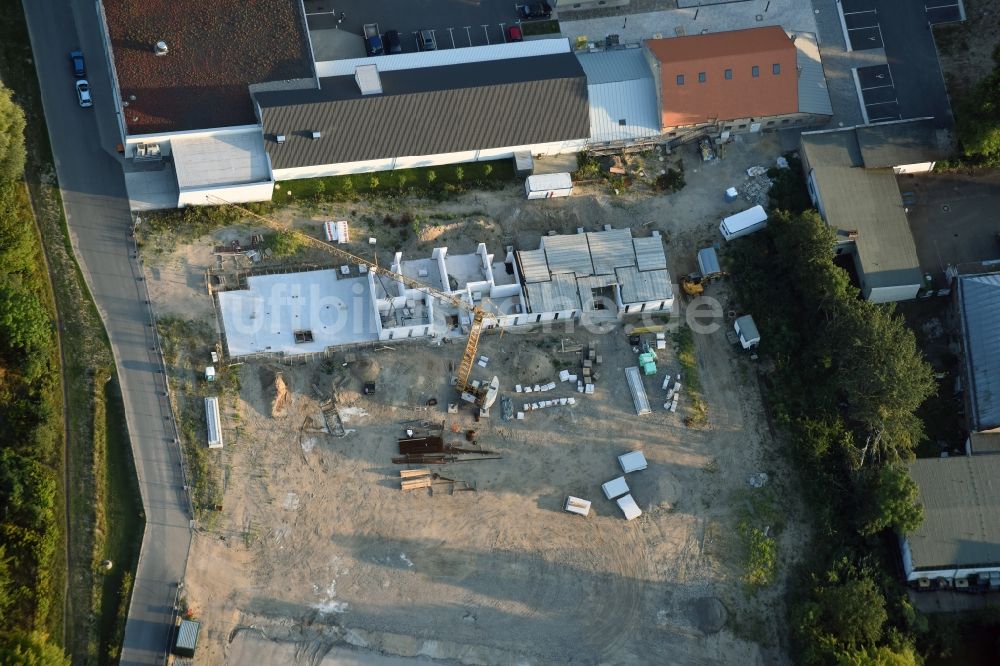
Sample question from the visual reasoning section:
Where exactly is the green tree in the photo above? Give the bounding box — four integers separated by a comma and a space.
0, 631, 68, 666
796, 573, 888, 664
454, 166, 464, 182
267, 230, 303, 258
836, 303, 934, 466
0, 82, 27, 184
483, 163, 493, 178
369, 175, 380, 190
0, 545, 12, 618
856, 465, 923, 536
426, 169, 437, 184
956, 70, 1000, 158
0, 184, 34, 278
0, 284, 52, 379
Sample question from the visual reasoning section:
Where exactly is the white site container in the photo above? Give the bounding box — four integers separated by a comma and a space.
525, 172, 573, 200
602, 476, 629, 500
617, 494, 642, 521
719, 205, 768, 241
618, 451, 648, 473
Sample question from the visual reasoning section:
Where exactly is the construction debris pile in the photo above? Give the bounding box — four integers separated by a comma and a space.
393, 421, 500, 465
741, 165, 772, 207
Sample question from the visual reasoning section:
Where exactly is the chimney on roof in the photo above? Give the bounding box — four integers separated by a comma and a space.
275, 134, 286, 144
354, 64, 382, 96
311, 131, 321, 140
154, 41, 169, 56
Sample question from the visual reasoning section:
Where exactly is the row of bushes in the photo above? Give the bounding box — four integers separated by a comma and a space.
275, 160, 516, 203
0, 81, 67, 663
729, 209, 933, 664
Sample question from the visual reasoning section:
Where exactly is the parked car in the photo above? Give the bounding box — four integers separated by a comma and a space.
417, 29, 437, 51
384, 29, 402, 54
69, 49, 85, 78
520, 2, 552, 19
75, 79, 92, 108
506, 25, 524, 42
363, 23, 384, 56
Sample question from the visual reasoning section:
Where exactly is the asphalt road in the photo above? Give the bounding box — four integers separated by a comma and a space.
21, 1, 191, 663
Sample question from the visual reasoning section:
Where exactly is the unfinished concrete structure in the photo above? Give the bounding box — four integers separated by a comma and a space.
215, 228, 674, 359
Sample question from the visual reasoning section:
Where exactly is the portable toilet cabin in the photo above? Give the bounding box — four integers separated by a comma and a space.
525, 172, 573, 200
734, 315, 761, 349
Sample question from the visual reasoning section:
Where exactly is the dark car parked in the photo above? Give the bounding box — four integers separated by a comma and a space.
417, 29, 437, 52
69, 49, 85, 78
520, 2, 552, 20
384, 30, 403, 54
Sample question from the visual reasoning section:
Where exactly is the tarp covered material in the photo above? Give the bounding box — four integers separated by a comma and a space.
617, 494, 642, 520
205, 397, 223, 449
619, 451, 648, 473
602, 476, 630, 499
625, 366, 652, 415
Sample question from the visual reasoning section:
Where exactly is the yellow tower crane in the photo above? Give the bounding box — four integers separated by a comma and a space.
205, 197, 499, 404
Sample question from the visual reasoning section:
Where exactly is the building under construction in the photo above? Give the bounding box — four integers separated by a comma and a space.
215, 227, 674, 360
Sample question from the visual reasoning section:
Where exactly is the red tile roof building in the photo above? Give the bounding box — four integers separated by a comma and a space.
644, 26, 824, 132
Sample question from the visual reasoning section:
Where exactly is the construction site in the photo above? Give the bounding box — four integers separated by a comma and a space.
142, 135, 805, 664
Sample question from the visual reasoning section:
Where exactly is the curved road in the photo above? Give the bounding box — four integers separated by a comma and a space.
22, 1, 191, 663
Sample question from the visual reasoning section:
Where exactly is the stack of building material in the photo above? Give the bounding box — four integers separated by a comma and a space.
400, 469, 433, 491
564, 496, 592, 516
624, 367, 652, 416
602, 476, 630, 500
618, 451, 648, 473
616, 494, 643, 521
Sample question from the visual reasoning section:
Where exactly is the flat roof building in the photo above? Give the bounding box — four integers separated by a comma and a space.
902, 455, 1000, 587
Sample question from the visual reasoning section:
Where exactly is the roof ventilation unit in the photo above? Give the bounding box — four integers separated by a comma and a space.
275, 134, 286, 144
154, 40, 169, 56
354, 64, 383, 96
311, 131, 322, 140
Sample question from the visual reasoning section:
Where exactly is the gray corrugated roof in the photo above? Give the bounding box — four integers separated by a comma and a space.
586, 79, 662, 144
856, 119, 953, 169
794, 33, 833, 117
801, 129, 922, 292
635, 237, 668, 272
958, 273, 1000, 431
587, 229, 635, 275
616, 267, 673, 304
525, 274, 582, 312
256, 54, 589, 170
907, 455, 1000, 571
543, 233, 594, 276
518, 249, 551, 284
576, 48, 653, 84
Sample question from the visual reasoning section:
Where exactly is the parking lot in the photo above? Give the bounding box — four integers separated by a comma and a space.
840, 0, 884, 50
304, 0, 536, 52
855, 63, 900, 122
925, 1, 964, 25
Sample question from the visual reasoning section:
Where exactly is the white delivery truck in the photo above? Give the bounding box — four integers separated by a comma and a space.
719, 204, 768, 241
525, 172, 573, 200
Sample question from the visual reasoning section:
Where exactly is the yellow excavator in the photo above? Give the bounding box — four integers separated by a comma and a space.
679, 273, 704, 298
206, 197, 499, 407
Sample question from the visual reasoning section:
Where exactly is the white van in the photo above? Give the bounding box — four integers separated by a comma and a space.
719, 205, 768, 241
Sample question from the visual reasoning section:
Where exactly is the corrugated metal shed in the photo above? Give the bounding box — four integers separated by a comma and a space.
525, 274, 582, 312
518, 249, 551, 283
257, 54, 589, 170
543, 233, 594, 276
633, 237, 668, 272
958, 273, 1000, 431
794, 33, 833, 116
697, 247, 721, 276
317, 39, 571, 77
907, 455, 1000, 571
587, 229, 635, 275
616, 267, 673, 304
577, 50, 661, 144
174, 619, 201, 657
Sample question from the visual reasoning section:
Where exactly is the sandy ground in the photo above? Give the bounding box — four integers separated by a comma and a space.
143, 134, 805, 664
